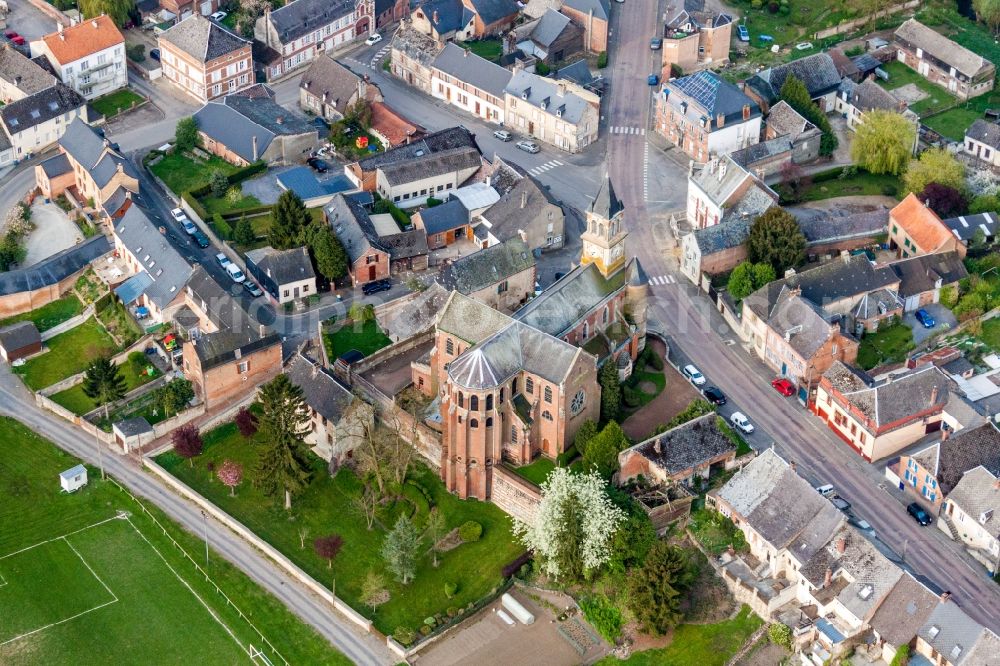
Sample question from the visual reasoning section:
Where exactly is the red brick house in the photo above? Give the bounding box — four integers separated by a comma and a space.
618, 413, 737, 486
325, 193, 391, 286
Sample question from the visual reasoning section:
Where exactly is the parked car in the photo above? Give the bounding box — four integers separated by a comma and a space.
215, 252, 231, 268
4, 30, 25, 46
306, 157, 329, 173
829, 495, 851, 511
243, 280, 263, 297
730, 411, 755, 434
907, 502, 933, 526
181, 219, 197, 235
647, 74, 660, 86
915, 308, 936, 329
225, 262, 246, 283
516, 140, 540, 154
192, 230, 210, 248
682, 364, 706, 386
170, 208, 188, 222
210, 11, 226, 20
758, 35, 774, 43
149, 48, 160, 61
815, 484, 835, 496
737, 25, 749, 42
365, 33, 382, 46
493, 129, 512, 141
362, 278, 391, 295
702, 386, 726, 405
650, 37, 662, 50
795, 41, 814, 51
771, 377, 795, 396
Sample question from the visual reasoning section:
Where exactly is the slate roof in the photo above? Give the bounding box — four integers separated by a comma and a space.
868, 572, 940, 647
245, 246, 315, 286
379, 282, 449, 341
418, 0, 475, 35
356, 126, 479, 172
823, 362, 948, 429
942, 211, 999, 242
690, 214, 751, 255
417, 198, 470, 234
851, 53, 882, 75
556, 59, 594, 86
505, 70, 593, 124
514, 259, 631, 337
159, 14, 247, 62
325, 193, 384, 263
380, 229, 428, 260
933, 423, 1000, 495
299, 56, 362, 117
114, 207, 192, 309
891, 193, 955, 253
530, 9, 572, 47
730, 136, 792, 168
482, 175, 559, 242
59, 118, 138, 187
0, 234, 109, 297
192, 95, 316, 164
625, 413, 736, 477
265, 0, 357, 44
440, 238, 535, 294
433, 43, 512, 98
562, 0, 609, 21
852, 288, 901, 320
435, 290, 512, 344
664, 70, 760, 129
719, 182, 777, 227
40, 15, 124, 65
466, 0, 520, 25
889, 251, 967, 298
0, 321, 41, 352
113, 416, 153, 437
285, 352, 355, 423
796, 208, 887, 245
966, 119, 1000, 150
39, 153, 71, 178
590, 175, 622, 219
851, 79, 902, 113
744, 52, 843, 105
917, 599, 991, 666
0, 44, 56, 96
277, 167, 354, 201
895, 18, 993, 79
380, 146, 482, 186
1, 83, 85, 136
447, 320, 585, 389
765, 289, 840, 361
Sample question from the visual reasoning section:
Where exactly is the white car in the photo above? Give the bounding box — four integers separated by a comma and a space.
365, 33, 382, 46
493, 129, 512, 141
170, 208, 187, 222
225, 262, 246, 283
516, 140, 540, 154
730, 411, 755, 435
796, 42, 814, 51
210, 10, 226, 21
682, 364, 706, 386
215, 252, 231, 268
181, 219, 197, 235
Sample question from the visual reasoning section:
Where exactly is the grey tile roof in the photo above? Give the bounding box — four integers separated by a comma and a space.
481, 175, 559, 242
299, 56, 362, 117
435, 290, 512, 344
744, 52, 843, 105
505, 69, 593, 124
625, 414, 736, 477
691, 215, 751, 255
159, 14, 247, 62
418, 0, 474, 34
59, 117, 110, 172
942, 211, 999, 242
851, 79, 902, 113
889, 251, 967, 298
390, 25, 442, 67
531, 9, 572, 47
804, 526, 903, 619
440, 238, 535, 294
0, 234, 109, 296
764, 100, 812, 139
589, 175, 623, 220
39, 153, 71, 178
917, 599, 990, 665
556, 59, 594, 86
193, 96, 316, 164
379, 282, 449, 341
868, 572, 940, 647
665, 70, 760, 128
1, 83, 85, 136
356, 126, 479, 173
965, 119, 1000, 150
417, 198, 470, 234
379, 146, 482, 186
895, 18, 993, 80
245, 246, 315, 286
766, 289, 839, 360
943, 356, 975, 376
285, 352, 355, 423
325, 193, 383, 263
561, 0, 609, 21
851, 53, 882, 75
114, 206, 193, 309
467, 0, 519, 24
796, 208, 887, 245
114, 416, 153, 437
0, 44, 56, 96
935, 423, 1000, 495
433, 42, 512, 98
514, 259, 630, 337
730, 136, 792, 169
380, 229, 428, 260
263, 0, 355, 45
0, 321, 41, 352
823, 363, 949, 429
447, 320, 584, 389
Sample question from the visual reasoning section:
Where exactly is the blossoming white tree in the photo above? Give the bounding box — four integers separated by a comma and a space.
512, 467, 626, 581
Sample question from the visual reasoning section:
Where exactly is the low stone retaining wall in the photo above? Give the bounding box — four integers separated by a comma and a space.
41, 305, 95, 341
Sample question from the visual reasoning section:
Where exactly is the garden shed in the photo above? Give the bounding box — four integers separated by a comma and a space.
59, 464, 88, 492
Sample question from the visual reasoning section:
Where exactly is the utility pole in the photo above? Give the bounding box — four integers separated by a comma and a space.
94, 427, 106, 480
201, 510, 209, 568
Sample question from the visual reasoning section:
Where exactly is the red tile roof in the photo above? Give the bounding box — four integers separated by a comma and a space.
891, 193, 954, 253
41, 16, 124, 65
369, 102, 423, 147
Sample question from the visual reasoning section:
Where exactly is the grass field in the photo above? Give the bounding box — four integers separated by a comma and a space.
0, 416, 349, 665
790, 171, 901, 203
90, 90, 144, 118
858, 321, 915, 370
150, 153, 240, 195
323, 318, 392, 360
156, 419, 523, 635
49, 360, 159, 416
878, 61, 958, 117
13, 319, 118, 391
0, 294, 83, 333
510, 457, 555, 486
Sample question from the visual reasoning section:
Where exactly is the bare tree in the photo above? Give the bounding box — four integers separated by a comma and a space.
298, 526, 310, 549
351, 479, 379, 530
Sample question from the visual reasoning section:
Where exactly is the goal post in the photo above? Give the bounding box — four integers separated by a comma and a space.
248, 645, 275, 666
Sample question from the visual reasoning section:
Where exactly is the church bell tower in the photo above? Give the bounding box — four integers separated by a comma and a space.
580, 176, 628, 278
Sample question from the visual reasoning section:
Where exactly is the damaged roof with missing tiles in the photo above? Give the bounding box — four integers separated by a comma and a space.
625, 413, 736, 477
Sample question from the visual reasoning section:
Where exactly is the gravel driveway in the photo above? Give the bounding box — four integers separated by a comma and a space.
22, 202, 84, 268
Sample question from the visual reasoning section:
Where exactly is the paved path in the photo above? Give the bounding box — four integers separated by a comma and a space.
0, 365, 393, 666
605, 0, 1000, 633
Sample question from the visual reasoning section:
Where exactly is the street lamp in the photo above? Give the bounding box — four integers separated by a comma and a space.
94, 426, 106, 480
201, 510, 209, 568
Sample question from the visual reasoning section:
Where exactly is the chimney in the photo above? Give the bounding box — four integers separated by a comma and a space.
259, 324, 267, 336
940, 591, 952, 603
252, 135, 258, 161
276, 116, 284, 125
59, 31, 65, 41
836, 537, 846, 554
789, 461, 796, 472
234, 347, 242, 360
841, 249, 851, 263
653, 439, 661, 454
433, 9, 439, 24
688, 160, 694, 177
520, 189, 527, 208
925, 199, 931, 208
92, 19, 98, 28
930, 385, 939, 405
321, 91, 326, 103
718, 160, 727, 180
557, 83, 566, 97
941, 426, 950, 442
824, 567, 832, 588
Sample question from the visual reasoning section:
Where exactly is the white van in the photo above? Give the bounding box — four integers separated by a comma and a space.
815, 484, 835, 497
225, 263, 246, 283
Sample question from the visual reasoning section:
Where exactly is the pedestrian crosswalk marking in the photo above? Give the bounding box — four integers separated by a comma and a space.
609, 126, 645, 135
648, 275, 677, 286
528, 160, 564, 176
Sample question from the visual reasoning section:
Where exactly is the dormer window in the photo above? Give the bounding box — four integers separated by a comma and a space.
540, 97, 548, 110
521, 87, 531, 100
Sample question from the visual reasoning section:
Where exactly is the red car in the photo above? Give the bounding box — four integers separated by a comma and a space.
5, 31, 25, 46
771, 378, 795, 396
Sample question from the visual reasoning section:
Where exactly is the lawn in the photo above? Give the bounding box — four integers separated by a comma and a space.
596, 605, 763, 666
624, 369, 666, 409
155, 419, 524, 636
790, 168, 901, 203
0, 416, 349, 666
50, 359, 160, 416
13, 319, 118, 390
150, 152, 240, 195
461, 38, 502, 63
510, 457, 556, 486
0, 293, 83, 332
878, 60, 958, 117
94, 388, 172, 432
323, 318, 392, 360
225, 208, 325, 241
90, 89, 144, 118
977, 318, 1000, 353
857, 321, 915, 370
924, 89, 1000, 141
202, 192, 263, 216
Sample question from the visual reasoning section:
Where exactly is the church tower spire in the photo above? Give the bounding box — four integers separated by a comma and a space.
580, 175, 628, 278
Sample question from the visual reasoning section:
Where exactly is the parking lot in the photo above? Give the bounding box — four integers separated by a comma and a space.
903, 302, 957, 345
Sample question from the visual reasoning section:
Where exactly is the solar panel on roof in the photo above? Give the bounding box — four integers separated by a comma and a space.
678, 71, 720, 112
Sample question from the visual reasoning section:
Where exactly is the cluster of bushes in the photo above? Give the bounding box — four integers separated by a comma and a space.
0, 203, 33, 271
372, 194, 411, 228
579, 594, 624, 643
458, 520, 482, 542
187, 160, 267, 199
126, 44, 145, 62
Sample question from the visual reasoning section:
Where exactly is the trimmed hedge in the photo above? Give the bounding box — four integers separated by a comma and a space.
188, 160, 267, 198
213, 213, 232, 240
181, 191, 208, 221
219, 205, 274, 220
501, 551, 532, 578
458, 521, 482, 542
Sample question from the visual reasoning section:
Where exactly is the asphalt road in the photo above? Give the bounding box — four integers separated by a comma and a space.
605, 0, 1000, 632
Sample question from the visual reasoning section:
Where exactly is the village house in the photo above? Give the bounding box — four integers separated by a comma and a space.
180, 266, 282, 409
374, 0, 409, 28
325, 192, 392, 285
0, 45, 89, 165
504, 69, 599, 153
866, 573, 941, 665
893, 18, 995, 101
941, 210, 999, 248
479, 157, 564, 251
410, 0, 519, 42
157, 0, 221, 21
192, 92, 319, 166
254, 0, 374, 81
510, 9, 583, 66
285, 351, 374, 463
556, 0, 609, 54
369, 101, 424, 148
838, 79, 911, 131
389, 24, 442, 93
655, 70, 760, 163
412, 198, 472, 250
764, 100, 813, 141
244, 246, 317, 304
299, 55, 380, 122
35, 117, 139, 221
618, 413, 737, 486
889, 251, 968, 312
796, 208, 888, 259
889, 193, 966, 259
742, 52, 844, 113
158, 15, 254, 103
431, 43, 510, 124
914, 599, 1000, 665
963, 119, 1000, 168
439, 237, 536, 313
659, 5, 732, 77
940, 466, 1000, 575
29, 16, 127, 101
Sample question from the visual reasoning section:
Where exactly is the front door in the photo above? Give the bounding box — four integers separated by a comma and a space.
293, 286, 300, 298
475, 101, 480, 116
528, 121, 534, 135
368, 265, 376, 281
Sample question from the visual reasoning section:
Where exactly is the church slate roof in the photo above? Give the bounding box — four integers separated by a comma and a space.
590, 176, 623, 219
514, 259, 631, 337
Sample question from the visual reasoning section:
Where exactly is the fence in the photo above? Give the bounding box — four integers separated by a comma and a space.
105, 477, 290, 665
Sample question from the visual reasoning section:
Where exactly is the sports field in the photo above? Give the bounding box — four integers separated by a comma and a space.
0, 417, 350, 665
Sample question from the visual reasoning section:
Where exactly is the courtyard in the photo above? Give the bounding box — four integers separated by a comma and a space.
21, 202, 84, 268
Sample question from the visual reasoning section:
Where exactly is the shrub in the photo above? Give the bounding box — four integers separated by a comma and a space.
535, 61, 550, 76
419, 625, 432, 636
767, 1, 779, 12
393, 626, 415, 646
426, 197, 443, 207
579, 594, 623, 643
501, 551, 532, 577
623, 386, 642, 408
447, 606, 458, 617
458, 520, 482, 542
444, 581, 458, 598
890, 644, 910, 666
210, 170, 229, 198
768, 623, 793, 649
180, 191, 207, 220
213, 213, 232, 240
645, 348, 664, 371
126, 44, 145, 62
596, 51, 608, 68
423, 616, 436, 627
670, 63, 683, 78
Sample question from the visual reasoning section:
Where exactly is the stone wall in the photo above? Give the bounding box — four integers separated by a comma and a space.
492, 467, 541, 524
